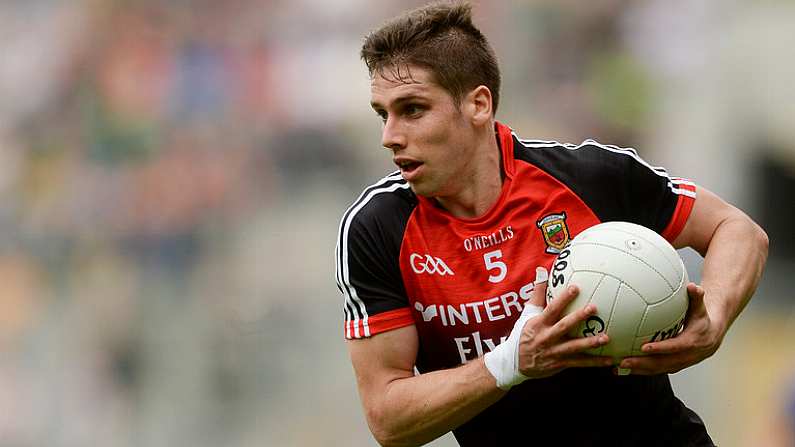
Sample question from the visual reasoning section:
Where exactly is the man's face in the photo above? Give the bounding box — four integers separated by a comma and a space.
370, 65, 477, 198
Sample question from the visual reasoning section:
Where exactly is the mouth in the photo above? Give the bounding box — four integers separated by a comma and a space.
396, 160, 423, 176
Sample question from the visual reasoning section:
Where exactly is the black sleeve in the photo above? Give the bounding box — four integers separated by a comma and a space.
335, 177, 416, 338
515, 139, 691, 234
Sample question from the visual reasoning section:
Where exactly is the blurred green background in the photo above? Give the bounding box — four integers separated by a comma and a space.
0, 1, 793, 446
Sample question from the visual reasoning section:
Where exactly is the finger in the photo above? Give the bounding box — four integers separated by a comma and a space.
547, 300, 598, 340
619, 355, 688, 376
640, 336, 689, 355
545, 333, 610, 357
640, 320, 706, 354
543, 284, 580, 322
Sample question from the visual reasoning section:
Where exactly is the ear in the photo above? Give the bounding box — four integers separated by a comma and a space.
465, 85, 493, 126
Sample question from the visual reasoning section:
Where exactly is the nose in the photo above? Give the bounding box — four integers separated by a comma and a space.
381, 117, 406, 152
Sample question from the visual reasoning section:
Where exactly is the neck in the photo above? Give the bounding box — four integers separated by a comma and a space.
435, 126, 503, 219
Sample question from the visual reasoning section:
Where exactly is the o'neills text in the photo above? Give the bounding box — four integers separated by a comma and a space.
463, 225, 514, 252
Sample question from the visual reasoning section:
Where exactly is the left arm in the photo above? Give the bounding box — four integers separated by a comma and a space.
620, 185, 769, 375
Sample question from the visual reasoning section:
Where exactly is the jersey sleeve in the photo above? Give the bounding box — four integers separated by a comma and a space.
335, 180, 415, 339
524, 139, 696, 241
584, 141, 696, 241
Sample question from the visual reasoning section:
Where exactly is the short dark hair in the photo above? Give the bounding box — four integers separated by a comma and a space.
361, 1, 501, 114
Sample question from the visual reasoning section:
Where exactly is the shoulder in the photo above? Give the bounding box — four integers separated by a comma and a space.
510, 134, 676, 188
512, 135, 660, 173
338, 172, 416, 242
508, 131, 695, 235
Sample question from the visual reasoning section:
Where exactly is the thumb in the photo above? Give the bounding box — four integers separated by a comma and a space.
515, 267, 548, 324
528, 266, 548, 309
686, 283, 706, 311
684, 282, 708, 325
512, 267, 548, 334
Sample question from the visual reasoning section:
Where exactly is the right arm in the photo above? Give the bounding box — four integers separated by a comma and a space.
348, 279, 614, 447
348, 325, 504, 447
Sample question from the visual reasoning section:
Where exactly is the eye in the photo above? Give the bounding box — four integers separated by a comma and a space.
374, 110, 387, 123
404, 104, 425, 117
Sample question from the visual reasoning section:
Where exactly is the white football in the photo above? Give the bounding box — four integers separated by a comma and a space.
545, 221, 689, 361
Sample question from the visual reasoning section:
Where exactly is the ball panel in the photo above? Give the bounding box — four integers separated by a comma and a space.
557, 270, 606, 308
565, 273, 618, 355
567, 242, 674, 304
547, 244, 576, 301
636, 279, 688, 338
616, 226, 682, 284
598, 282, 648, 360
632, 275, 689, 355
573, 222, 683, 287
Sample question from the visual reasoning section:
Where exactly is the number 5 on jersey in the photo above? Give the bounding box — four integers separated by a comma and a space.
483, 250, 507, 283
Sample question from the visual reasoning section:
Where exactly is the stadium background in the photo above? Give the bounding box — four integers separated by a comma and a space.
0, 0, 793, 445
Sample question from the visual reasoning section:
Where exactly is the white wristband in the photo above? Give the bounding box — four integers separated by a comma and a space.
484, 303, 543, 389
484, 267, 548, 390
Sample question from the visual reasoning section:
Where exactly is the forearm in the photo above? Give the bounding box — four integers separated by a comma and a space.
366, 357, 505, 447
699, 214, 768, 333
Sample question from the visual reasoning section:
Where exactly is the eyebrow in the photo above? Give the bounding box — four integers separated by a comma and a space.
370, 94, 428, 111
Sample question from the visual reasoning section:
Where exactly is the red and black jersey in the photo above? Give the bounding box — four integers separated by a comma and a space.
336, 122, 712, 446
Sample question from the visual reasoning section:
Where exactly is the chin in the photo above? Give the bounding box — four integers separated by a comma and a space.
408, 182, 437, 198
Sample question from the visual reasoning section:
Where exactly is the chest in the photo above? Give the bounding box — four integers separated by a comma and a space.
398, 180, 600, 366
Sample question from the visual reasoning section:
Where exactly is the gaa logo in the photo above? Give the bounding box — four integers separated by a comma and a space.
410, 253, 455, 276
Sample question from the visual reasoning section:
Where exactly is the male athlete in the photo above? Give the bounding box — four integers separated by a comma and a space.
335, 2, 768, 446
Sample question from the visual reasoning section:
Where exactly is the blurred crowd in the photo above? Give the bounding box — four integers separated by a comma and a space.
0, 1, 792, 446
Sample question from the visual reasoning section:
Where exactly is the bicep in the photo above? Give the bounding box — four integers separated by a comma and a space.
672, 185, 744, 255
347, 324, 419, 407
